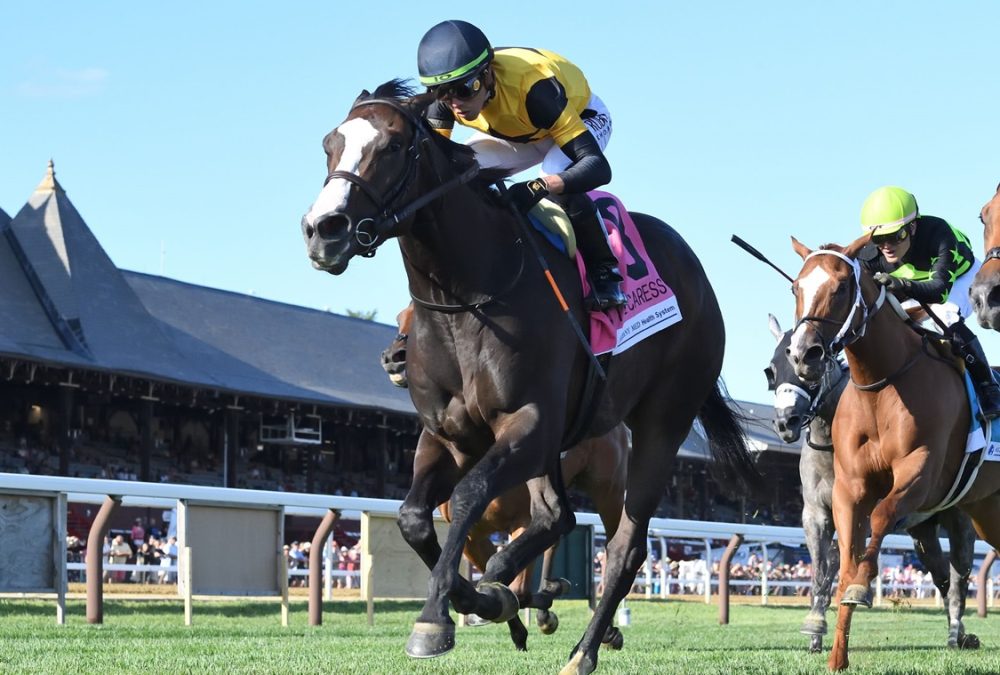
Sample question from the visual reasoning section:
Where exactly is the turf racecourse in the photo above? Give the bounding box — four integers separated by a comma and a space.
2, 597, 1000, 674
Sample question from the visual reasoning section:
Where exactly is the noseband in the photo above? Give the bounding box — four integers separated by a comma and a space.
322, 98, 479, 257
793, 249, 886, 359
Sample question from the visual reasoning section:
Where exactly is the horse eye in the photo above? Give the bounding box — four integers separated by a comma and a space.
388, 140, 403, 152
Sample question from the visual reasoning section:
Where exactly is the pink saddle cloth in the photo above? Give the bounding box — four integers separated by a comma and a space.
579, 191, 683, 355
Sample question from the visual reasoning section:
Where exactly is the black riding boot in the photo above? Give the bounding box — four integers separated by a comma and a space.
952, 321, 1000, 420
553, 193, 626, 311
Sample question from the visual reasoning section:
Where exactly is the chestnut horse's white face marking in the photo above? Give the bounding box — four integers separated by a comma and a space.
304, 117, 380, 227
790, 265, 832, 355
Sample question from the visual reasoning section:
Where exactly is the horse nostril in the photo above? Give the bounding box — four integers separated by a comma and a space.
804, 346, 824, 362
787, 415, 801, 430
314, 213, 351, 240
304, 223, 315, 239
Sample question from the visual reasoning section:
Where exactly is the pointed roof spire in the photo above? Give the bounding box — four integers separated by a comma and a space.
34, 159, 65, 194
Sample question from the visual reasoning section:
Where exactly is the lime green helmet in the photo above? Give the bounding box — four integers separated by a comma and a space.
860, 186, 919, 236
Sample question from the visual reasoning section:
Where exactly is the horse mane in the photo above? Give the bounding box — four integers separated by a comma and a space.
356, 79, 516, 209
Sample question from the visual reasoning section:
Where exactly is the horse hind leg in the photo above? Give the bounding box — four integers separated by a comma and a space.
941, 509, 979, 649
561, 417, 689, 675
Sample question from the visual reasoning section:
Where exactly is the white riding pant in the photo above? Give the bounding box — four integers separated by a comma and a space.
903, 258, 982, 332
465, 94, 611, 178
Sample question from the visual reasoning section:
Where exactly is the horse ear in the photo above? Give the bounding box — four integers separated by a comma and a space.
843, 233, 872, 260
354, 89, 371, 104
768, 313, 783, 342
790, 236, 812, 261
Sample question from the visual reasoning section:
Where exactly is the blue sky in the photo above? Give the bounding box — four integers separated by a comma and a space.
2, 2, 999, 405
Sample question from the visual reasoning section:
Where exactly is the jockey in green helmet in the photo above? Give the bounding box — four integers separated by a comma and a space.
860, 185, 1000, 420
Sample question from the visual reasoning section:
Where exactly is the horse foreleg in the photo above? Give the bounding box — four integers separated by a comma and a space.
409, 416, 557, 658
801, 498, 838, 652
941, 509, 979, 649
907, 516, 955, 645
829, 477, 875, 671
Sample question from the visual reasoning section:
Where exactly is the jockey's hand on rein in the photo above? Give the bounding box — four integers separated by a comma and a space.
873, 272, 910, 293
506, 179, 550, 214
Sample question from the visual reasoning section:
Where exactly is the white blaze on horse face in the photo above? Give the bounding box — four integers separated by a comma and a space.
789, 265, 832, 357
305, 117, 380, 227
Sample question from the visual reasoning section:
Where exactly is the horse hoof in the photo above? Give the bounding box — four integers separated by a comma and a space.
538, 611, 559, 635
808, 636, 823, 654
405, 622, 455, 659
951, 633, 980, 650
559, 651, 596, 675
601, 626, 624, 650
542, 577, 572, 597
478, 581, 520, 623
800, 617, 828, 636
465, 613, 491, 628
840, 584, 872, 608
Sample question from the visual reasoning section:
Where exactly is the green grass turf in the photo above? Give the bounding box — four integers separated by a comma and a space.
1, 597, 1000, 674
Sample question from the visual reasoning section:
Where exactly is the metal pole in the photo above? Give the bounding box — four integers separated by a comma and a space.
718, 534, 744, 625
309, 508, 340, 625
978, 549, 998, 618
85, 495, 120, 624
658, 536, 668, 599
875, 552, 884, 607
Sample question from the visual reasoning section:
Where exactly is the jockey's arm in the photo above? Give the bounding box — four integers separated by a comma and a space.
903, 235, 959, 306
424, 99, 454, 139
524, 77, 611, 195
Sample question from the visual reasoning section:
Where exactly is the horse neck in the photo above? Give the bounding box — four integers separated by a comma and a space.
399, 184, 520, 304
842, 294, 919, 386
808, 366, 846, 446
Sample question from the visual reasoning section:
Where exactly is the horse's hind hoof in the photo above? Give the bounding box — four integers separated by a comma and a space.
840, 584, 872, 608
541, 577, 572, 597
464, 613, 490, 628
478, 581, 520, 623
950, 633, 980, 650
405, 622, 455, 659
537, 610, 559, 635
559, 651, 597, 675
601, 626, 624, 650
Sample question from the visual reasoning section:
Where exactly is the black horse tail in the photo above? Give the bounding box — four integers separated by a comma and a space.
698, 379, 765, 497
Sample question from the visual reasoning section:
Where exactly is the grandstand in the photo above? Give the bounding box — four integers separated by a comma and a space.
0, 162, 800, 528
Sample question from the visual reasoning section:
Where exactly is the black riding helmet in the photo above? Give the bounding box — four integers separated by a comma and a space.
417, 20, 493, 87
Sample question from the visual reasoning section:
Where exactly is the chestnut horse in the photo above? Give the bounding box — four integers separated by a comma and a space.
301, 80, 760, 675
785, 236, 1000, 670
969, 183, 1000, 330
766, 315, 979, 654
383, 314, 628, 651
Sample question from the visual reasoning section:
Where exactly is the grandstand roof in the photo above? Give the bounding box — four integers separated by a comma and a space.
0, 162, 795, 453
0, 162, 414, 414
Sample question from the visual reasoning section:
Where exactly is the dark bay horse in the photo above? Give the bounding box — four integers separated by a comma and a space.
765, 315, 978, 654
440, 424, 628, 650
383, 310, 628, 651
785, 236, 1000, 670
970, 183, 1000, 329
300, 80, 760, 675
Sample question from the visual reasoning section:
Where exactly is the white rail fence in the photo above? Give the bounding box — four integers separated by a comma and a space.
2, 473, 997, 614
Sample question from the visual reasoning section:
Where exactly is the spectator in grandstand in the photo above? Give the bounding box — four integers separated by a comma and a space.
158, 536, 178, 584
134, 541, 158, 584
130, 518, 145, 548
107, 534, 132, 583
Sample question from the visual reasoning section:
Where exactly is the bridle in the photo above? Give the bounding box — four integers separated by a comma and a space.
773, 358, 846, 433
322, 98, 479, 258
792, 249, 887, 360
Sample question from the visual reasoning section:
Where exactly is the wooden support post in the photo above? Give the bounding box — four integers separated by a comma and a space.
308, 508, 339, 626
280, 551, 289, 627
183, 547, 193, 626
86, 495, 120, 624
718, 533, 744, 625
978, 549, 997, 618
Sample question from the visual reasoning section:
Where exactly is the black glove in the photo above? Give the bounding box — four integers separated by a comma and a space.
506, 179, 550, 214
873, 272, 910, 294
